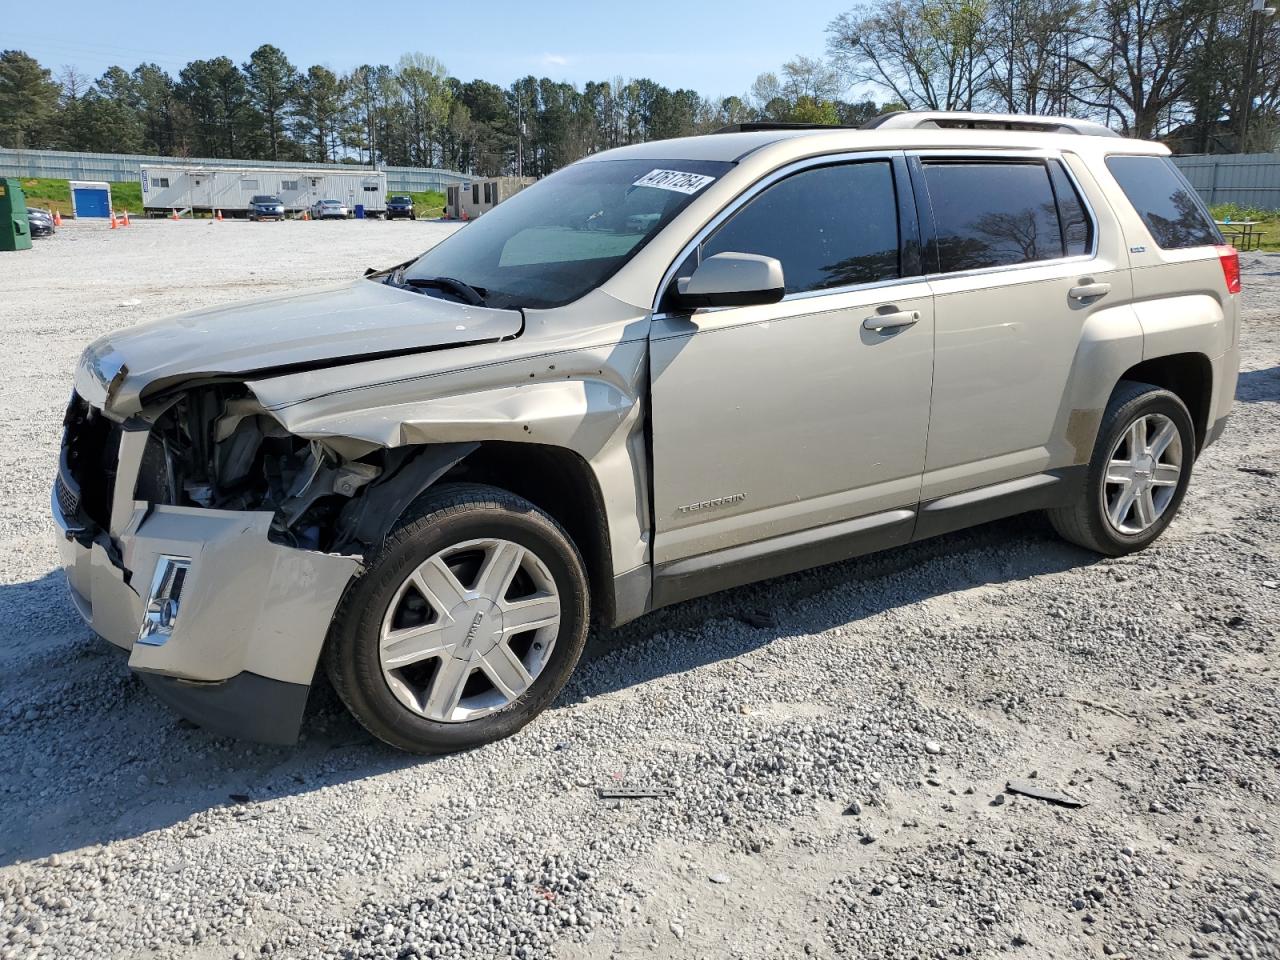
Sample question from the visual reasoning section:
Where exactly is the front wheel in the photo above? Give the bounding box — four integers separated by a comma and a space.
324, 483, 590, 753
1048, 381, 1195, 556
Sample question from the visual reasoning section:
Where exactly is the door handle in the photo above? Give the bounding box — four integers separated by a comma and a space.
1069, 281, 1111, 301
863, 310, 920, 331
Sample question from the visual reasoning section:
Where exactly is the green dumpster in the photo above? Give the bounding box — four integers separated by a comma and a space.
0, 178, 32, 252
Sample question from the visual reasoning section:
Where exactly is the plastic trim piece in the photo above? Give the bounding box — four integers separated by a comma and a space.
138, 669, 311, 745
651, 508, 916, 609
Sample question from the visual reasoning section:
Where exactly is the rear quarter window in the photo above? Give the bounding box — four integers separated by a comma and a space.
1105, 155, 1221, 250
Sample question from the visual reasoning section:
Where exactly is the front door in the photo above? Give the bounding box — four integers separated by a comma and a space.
649, 157, 935, 581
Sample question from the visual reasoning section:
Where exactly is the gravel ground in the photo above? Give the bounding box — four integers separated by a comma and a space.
0, 220, 1277, 960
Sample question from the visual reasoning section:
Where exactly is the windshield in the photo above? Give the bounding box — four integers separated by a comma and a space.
252, 195, 280, 204
404, 158, 731, 309
391, 196, 411, 202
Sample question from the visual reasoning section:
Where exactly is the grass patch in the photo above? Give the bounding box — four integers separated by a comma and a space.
1209, 202, 1280, 252
18, 177, 144, 217
390, 190, 445, 219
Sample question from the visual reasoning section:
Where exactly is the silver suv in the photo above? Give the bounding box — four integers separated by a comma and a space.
54, 112, 1240, 753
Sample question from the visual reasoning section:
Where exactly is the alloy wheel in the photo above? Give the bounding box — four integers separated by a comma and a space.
378, 538, 561, 722
1102, 413, 1184, 535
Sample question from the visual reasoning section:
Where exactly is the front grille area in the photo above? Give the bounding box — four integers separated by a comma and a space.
55, 472, 80, 518
59, 392, 121, 529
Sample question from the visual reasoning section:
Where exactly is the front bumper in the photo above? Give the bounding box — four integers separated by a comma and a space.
52, 429, 360, 744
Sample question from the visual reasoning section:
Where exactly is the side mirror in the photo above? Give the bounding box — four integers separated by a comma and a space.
671, 252, 786, 310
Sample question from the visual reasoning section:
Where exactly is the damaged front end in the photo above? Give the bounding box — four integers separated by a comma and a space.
139, 383, 474, 554
54, 383, 472, 744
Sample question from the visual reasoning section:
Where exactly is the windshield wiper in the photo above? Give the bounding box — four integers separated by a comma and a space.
401, 275, 487, 307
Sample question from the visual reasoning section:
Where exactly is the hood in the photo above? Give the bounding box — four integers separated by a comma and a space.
76, 278, 523, 417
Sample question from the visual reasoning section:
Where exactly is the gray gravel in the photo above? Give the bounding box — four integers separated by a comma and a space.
1, 220, 1277, 959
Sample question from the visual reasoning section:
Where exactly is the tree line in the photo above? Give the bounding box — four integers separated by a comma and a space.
0, 0, 1275, 177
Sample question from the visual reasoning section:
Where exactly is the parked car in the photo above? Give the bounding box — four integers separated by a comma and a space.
386, 195, 416, 220
27, 208, 55, 238
310, 199, 348, 220
248, 195, 285, 221
54, 112, 1239, 754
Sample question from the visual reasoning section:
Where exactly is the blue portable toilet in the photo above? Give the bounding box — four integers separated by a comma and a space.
70, 180, 112, 218
354, 204, 365, 219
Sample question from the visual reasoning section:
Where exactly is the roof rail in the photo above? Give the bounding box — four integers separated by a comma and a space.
713, 121, 863, 134
861, 110, 1120, 138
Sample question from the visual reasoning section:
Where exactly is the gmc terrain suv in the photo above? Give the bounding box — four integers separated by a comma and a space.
54, 112, 1240, 753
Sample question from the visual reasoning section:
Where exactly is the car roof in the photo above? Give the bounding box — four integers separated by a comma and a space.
580, 124, 1171, 166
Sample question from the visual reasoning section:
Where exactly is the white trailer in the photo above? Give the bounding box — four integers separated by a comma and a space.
140, 165, 388, 217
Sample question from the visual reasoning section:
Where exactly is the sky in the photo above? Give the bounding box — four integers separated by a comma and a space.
10, 0, 855, 99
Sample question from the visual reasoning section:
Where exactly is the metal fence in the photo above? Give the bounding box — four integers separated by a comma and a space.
0, 147, 470, 196
1172, 153, 1280, 211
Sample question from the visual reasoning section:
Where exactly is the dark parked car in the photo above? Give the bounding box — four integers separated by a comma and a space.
28, 208, 55, 238
248, 195, 285, 221
386, 195, 416, 220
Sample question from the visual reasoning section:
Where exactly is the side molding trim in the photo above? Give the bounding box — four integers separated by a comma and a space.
912, 467, 1086, 541
651, 507, 916, 609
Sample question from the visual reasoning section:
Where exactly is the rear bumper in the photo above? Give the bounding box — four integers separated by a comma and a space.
1204, 345, 1240, 452
53, 475, 359, 743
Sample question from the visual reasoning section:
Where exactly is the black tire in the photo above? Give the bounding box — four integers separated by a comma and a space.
323, 483, 590, 754
1047, 380, 1195, 556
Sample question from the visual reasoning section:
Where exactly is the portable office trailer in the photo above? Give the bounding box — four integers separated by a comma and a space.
69, 180, 112, 218
445, 176, 535, 219
140, 165, 388, 217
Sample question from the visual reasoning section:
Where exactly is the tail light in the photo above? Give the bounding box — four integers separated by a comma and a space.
1217, 244, 1241, 294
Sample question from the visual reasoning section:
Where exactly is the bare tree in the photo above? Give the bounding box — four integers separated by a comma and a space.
982, 0, 1083, 114
57, 65, 87, 102
827, 0, 992, 110
780, 55, 844, 102
1069, 0, 1213, 137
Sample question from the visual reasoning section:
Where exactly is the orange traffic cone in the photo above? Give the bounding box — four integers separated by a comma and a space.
460, 209, 469, 221
121, 210, 130, 227
110, 210, 118, 229
215, 209, 223, 222
170, 208, 180, 221
53, 209, 63, 227
302, 209, 310, 221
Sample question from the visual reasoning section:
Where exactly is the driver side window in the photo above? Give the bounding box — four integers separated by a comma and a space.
701, 161, 901, 296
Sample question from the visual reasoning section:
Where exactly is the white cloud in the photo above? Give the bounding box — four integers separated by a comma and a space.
541, 53, 568, 67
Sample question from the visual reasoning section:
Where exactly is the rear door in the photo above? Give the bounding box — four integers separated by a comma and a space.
911, 152, 1133, 515
649, 155, 934, 573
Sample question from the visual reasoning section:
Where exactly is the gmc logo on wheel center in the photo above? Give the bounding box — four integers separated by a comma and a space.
462, 611, 485, 650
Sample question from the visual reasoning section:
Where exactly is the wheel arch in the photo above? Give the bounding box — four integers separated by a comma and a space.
1116, 352, 1213, 451
431, 441, 619, 627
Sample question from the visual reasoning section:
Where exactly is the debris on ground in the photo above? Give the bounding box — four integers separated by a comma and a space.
1005, 780, 1086, 808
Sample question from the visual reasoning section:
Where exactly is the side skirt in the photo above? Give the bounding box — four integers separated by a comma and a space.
642, 466, 1086, 617
650, 508, 916, 610
912, 467, 1085, 541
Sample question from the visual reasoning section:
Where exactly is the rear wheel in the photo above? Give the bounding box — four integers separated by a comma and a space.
324, 483, 590, 753
1048, 381, 1195, 555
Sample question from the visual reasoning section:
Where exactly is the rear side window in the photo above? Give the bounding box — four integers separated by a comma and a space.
922, 161, 1065, 272
701, 161, 900, 294
1105, 155, 1220, 250
1047, 161, 1092, 257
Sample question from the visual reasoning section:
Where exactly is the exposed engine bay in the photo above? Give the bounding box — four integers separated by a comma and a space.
134, 384, 471, 555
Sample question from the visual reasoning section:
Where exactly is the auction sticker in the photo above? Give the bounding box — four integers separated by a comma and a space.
632, 169, 716, 194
